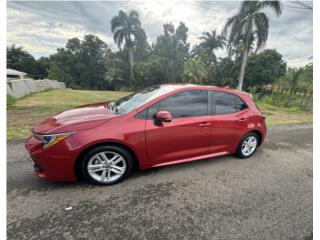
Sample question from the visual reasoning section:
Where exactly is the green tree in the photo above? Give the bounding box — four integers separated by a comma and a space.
244, 49, 286, 89
223, 0, 282, 90
153, 22, 190, 82
183, 58, 208, 83
7, 45, 47, 79
111, 10, 147, 81
279, 64, 312, 93
214, 57, 239, 87
199, 30, 225, 62
48, 35, 111, 89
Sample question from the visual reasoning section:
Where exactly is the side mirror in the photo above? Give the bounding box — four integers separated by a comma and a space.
154, 111, 172, 124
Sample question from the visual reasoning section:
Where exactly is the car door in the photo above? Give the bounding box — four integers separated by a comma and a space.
145, 90, 212, 165
209, 91, 250, 153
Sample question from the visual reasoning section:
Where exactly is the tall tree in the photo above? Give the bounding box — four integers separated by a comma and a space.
48, 35, 110, 89
7, 45, 48, 79
199, 30, 226, 61
153, 22, 190, 82
183, 58, 208, 83
245, 49, 286, 88
223, 0, 282, 90
111, 10, 146, 81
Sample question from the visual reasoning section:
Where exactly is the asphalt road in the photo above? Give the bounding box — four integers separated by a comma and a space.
7, 124, 313, 240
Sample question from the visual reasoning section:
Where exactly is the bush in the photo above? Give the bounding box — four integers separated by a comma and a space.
7, 95, 16, 108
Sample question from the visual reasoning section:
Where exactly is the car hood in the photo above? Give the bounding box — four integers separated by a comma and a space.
32, 102, 116, 134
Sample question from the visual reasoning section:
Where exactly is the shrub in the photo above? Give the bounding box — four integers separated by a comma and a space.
7, 95, 16, 108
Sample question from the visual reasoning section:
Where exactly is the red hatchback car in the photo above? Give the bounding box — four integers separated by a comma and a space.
25, 84, 266, 185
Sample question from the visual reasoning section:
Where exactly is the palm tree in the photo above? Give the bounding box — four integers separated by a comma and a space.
111, 10, 146, 80
280, 68, 303, 93
199, 30, 226, 56
183, 58, 208, 83
223, 1, 282, 90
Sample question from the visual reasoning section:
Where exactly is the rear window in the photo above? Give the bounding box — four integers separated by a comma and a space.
236, 96, 248, 111
213, 91, 237, 114
211, 91, 248, 115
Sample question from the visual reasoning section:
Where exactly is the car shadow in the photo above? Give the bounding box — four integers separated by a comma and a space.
8, 153, 251, 192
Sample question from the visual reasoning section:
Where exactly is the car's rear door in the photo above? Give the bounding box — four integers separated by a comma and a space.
145, 90, 212, 166
209, 91, 251, 153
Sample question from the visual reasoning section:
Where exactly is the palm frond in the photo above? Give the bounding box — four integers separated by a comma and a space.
223, 15, 239, 35
259, 1, 282, 16
253, 12, 269, 52
111, 16, 124, 33
129, 10, 141, 26
113, 29, 125, 47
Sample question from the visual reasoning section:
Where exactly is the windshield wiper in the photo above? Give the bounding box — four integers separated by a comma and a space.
108, 101, 119, 114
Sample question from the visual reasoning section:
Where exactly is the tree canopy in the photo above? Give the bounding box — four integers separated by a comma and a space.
7, 5, 311, 93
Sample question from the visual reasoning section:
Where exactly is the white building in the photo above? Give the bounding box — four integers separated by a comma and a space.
7, 68, 28, 80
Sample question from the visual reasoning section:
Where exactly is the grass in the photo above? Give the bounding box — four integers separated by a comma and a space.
7, 89, 130, 140
7, 89, 312, 140
258, 102, 313, 125
7, 95, 17, 109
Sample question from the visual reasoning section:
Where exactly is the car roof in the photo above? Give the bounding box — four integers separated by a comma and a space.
160, 83, 251, 98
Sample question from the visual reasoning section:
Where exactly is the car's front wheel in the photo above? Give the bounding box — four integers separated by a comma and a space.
236, 132, 259, 159
80, 145, 133, 185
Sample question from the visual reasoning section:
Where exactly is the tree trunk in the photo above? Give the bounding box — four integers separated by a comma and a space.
238, 48, 248, 91
128, 47, 134, 81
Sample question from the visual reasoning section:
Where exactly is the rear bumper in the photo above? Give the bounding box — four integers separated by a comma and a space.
25, 137, 78, 182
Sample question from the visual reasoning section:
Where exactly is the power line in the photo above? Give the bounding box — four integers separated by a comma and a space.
290, 0, 313, 10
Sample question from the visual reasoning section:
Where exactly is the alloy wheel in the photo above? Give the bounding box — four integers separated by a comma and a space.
241, 136, 257, 157
87, 151, 127, 183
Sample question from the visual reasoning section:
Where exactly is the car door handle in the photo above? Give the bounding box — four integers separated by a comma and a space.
238, 117, 247, 121
198, 122, 211, 127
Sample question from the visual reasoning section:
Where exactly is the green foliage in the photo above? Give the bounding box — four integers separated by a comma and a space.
198, 30, 226, 62
111, 10, 147, 81
7, 95, 16, 108
257, 92, 312, 111
183, 58, 208, 83
152, 22, 190, 83
7, 5, 311, 100
48, 35, 110, 89
223, 0, 282, 89
7, 45, 48, 79
279, 64, 313, 92
214, 57, 239, 87
224, 1, 282, 52
133, 56, 165, 88
244, 49, 286, 89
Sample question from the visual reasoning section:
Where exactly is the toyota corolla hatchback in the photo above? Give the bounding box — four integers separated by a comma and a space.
25, 84, 266, 185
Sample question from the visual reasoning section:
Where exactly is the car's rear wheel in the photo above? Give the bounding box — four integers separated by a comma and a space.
236, 132, 259, 159
80, 145, 133, 185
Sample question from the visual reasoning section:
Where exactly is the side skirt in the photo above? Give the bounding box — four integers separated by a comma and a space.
149, 151, 231, 169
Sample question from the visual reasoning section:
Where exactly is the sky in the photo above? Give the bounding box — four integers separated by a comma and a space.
7, 0, 313, 67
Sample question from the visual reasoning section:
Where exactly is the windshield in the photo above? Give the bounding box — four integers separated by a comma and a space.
111, 85, 176, 114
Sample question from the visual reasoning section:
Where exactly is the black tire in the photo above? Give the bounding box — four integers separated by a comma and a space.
80, 145, 133, 185
235, 132, 259, 159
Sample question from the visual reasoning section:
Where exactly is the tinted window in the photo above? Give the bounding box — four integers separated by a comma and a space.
147, 103, 159, 119
135, 109, 147, 119
213, 91, 237, 114
236, 96, 248, 111
158, 90, 208, 118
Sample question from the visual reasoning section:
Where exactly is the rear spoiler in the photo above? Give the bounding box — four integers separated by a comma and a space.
224, 86, 253, 99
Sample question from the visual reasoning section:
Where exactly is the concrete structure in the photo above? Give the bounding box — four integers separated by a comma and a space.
7, 69, 28, 80
7, 79, 66, 98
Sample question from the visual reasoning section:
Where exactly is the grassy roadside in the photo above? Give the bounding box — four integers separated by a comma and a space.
7, 89, 130, 140
257, 102, 312, 125
7, 89, 312, 140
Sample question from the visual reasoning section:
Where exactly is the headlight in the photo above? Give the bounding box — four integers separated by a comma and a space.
33, 132, 75, 149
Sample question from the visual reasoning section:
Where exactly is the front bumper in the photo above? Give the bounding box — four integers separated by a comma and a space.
25, 136, 78, 182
